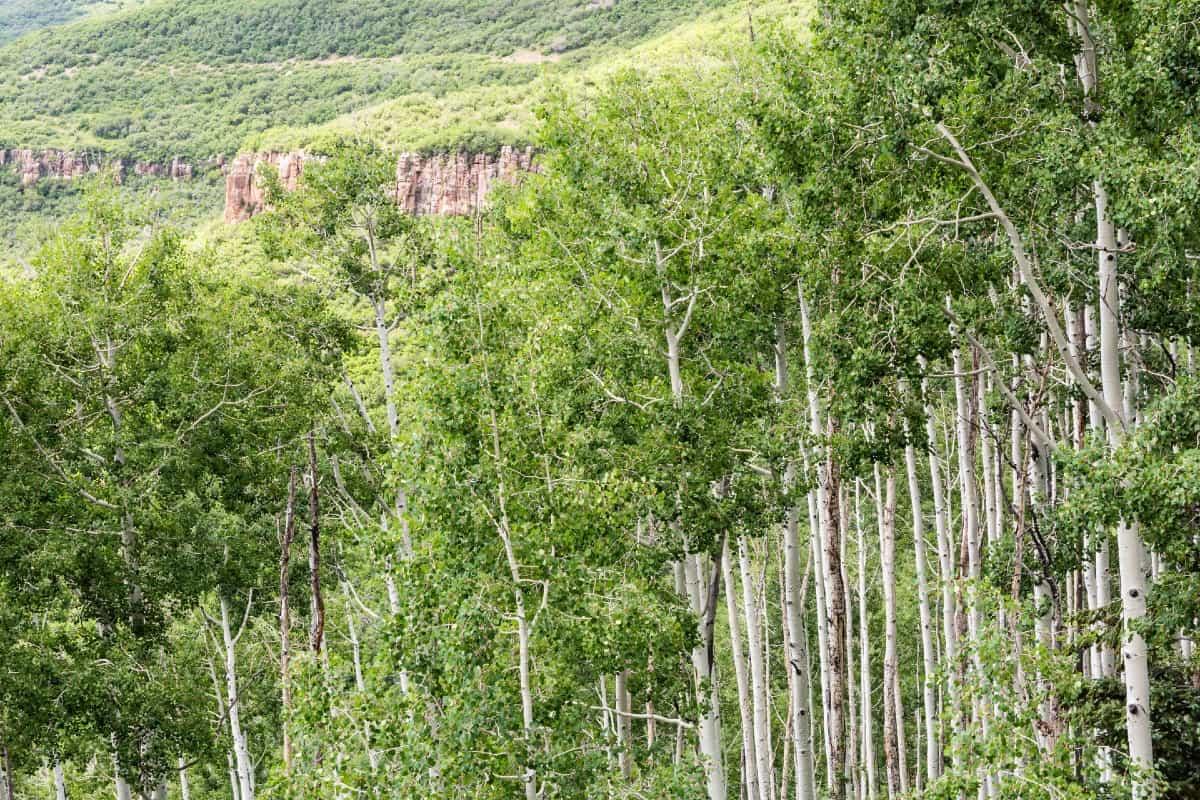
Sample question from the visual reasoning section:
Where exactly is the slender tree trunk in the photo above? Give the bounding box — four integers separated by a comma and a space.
921, 371, 958, 764
307, 432, 325, 656
725, 539, 762, 800
660, 258, 725, 800
342, 581, 380, 773
1, 745, 13, 800
55, 758, 68, 800
951, 343, 983, 658
854, 484, 878, 800
1095, 188, 1154, 784
204, 648, 239, 800
178, 757, 190, 800
877, 468, 903, 800
740, 538, 775, 800
685, 551, 728, 800
783, 502, 817, 800
904, 434, 940, 782
842, 507, 860, 800
1085, 308, 1115, 679
615, 670, 633, 781
280, 467, 298, 774
220, 594, 255, 800
114, 757, 131, 800
799, 286, 847, 800
226, 752, 240, 800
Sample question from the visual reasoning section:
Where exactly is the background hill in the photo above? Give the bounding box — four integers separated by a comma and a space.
0, 0, 732, 161
0, 0, 791, 253
0, 0, 149, 44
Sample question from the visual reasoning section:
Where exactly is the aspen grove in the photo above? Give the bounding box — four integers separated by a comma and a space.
2, 1, 1199, 800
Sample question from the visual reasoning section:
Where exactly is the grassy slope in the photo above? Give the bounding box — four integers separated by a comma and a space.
0, 0, 733, 161
251, 0, 812, 155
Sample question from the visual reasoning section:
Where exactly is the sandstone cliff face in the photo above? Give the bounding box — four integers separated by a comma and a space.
0, 149, 213, 187
223, 146, 538, 223
3, 145, 537, 224
223, 151, 310, 223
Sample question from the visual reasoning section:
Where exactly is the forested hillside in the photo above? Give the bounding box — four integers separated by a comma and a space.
0, 0, 148, 44
0, 0, 729, 160
1, 2, 1199, 800
0, 0, 742, 251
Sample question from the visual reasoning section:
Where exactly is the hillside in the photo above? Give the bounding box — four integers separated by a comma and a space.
250, 0, 795, 155
0, 0, 732, 162
0, 0, 149, 44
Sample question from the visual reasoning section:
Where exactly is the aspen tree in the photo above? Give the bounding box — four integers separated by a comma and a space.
724, 539, 762, 800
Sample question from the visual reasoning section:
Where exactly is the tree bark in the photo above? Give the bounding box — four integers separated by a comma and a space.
177, 757, 190, 800
854, 483, 878, 800
799, 285, 847, 800
685, 549, 728, 800
740, 538, 775, 800
783, 503, 817, 800
55, 758, 68, 800
724, 539, 761, 800
220, 593, 256, 800
904, 435, 940, 782
877, 468, 903, 800
307, 432, 325, 656
280, 466, 298, 774
615, 670, 633, 781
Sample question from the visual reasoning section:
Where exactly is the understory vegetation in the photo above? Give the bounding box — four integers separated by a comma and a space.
1, 2, 1199, 800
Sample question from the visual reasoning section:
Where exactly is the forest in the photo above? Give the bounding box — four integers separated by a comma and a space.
1, 1, 1199, 799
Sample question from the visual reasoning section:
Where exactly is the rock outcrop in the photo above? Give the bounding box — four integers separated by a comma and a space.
0, 148, 212, 187
2, 144, 538, 224
223, 151, 310, 223
223, 146, 538, 223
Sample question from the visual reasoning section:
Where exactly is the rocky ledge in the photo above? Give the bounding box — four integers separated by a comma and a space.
223, 146, 538, 223
2, 145, 538, 224
0, 148, 218, 187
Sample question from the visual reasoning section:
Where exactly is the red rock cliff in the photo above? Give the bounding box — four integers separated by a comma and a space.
0, 149, 207, 187
223, 146, 537, 223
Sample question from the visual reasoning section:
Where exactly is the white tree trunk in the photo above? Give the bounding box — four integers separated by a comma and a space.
114, 761, 132, 800
55, 759, 68, 800
740, 539, 776, 800
660, 267, 724, 800
724, 540, 761, 800
921, 374, 958, 698
615, 670, 633, 781
685, 553, 728, 800
226, 752, 240, 800
783, 504, 817, 800
1094, 178, 1154, 784
904, 437, 940, 782
853, 484, 878, 800
876, 468, 904, 799
178, 757, 191, 800
841, 507, 860, 800
219, 595, 256, 800
809, 490, 833, 792
799, 286, 847, 800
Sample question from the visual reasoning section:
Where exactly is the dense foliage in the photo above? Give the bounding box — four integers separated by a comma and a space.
1, 2, 1198, 800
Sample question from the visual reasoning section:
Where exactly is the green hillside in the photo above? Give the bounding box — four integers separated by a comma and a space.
0, 0, 732, 161
250, 0, 804, 155
0, 0, 149, 44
